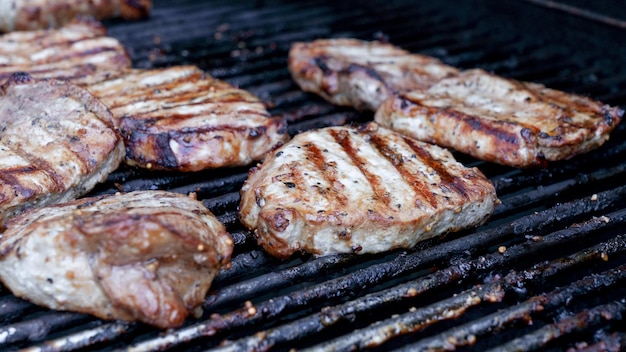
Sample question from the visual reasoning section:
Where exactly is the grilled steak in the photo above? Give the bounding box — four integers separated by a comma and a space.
85, 65, 290, 171
0, 0, 151, 33
0, 72, 124, 227
239, 123, 496, 258
0, 190, 233, 329
288, 38, 458, 111
375, 69, 624, 167
0, 19, 130, 85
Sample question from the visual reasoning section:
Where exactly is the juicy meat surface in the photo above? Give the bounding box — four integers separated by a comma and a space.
0, 19, 130, 85
239, 123, 497, 258
85, 65, 290, 171
0, 72, 124, 228
0, 0, 152, 32
288, 38, 458, 111
375, 69, 624, 167
0, 190, 233, 329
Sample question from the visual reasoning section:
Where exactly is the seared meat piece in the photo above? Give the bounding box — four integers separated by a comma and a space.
0, 190, 233, 329
375, 69, 624, 167
0, 72, 124, 227
0, 19, 130, 85
86, 66, 290, 171
288, 38, 458, 111
0, 0, 151, 33
239, 123, 496, 258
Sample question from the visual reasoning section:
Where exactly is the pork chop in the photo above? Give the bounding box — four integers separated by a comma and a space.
0, 72, 124, 227
85, 65, 290, 171
375, 69, 624, 167
239, 122, 496, 258
0, 0, 151, 33
288, 38, 458, 111
0, 19, 130, 85
0, 190, 233, 329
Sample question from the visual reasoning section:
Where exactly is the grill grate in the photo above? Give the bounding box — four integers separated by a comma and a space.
1, 0, 626, 351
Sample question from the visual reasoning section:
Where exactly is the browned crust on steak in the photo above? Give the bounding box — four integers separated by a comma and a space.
0, 72, 124, 227
288, 38, 459, 111
239, 123, 497, 258
0, 190, 233, 329
2, 0, 152, 32
0, 19, 130, 85
375, 69, 624, 167
86, 65, 290, 171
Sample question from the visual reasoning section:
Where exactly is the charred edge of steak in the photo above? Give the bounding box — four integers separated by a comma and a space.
124, 130, 179, 169
603, 105, 625, 126
4, 72, 33, 86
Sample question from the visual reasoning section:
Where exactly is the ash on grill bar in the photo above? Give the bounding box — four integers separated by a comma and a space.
0, 0, 625, 351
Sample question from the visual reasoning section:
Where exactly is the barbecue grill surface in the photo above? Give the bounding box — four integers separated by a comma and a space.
1, 1, 626, 351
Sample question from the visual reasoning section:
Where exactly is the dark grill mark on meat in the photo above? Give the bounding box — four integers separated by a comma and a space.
0, 168, 37, 200
403, 94, 523, 147
303, 142, 348, 207
87, 66, 289, 171
55, 46, 124, 62
0, 21, 131, 85
369, 134, 438, 208
8, 149, 66, 193
313, 57, 333, 76
403, 137, 469, 200
456, 111, 521, 146
345, 63, 390, 90
330, 129, 390, 207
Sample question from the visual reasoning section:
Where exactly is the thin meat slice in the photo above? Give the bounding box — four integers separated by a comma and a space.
0, 72, 124, 227
0, 19, 130, 85
288, 38, 458, 111
0, 0, 151, 33
375, 69, 624, 167
0, 190, 233, 329
86, 65, 290, 171
239, 123, 497, 258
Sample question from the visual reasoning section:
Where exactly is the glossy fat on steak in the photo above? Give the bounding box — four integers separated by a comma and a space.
86, 66, 290, 171
0, 72, 124, 228
288, 38, 458, 111
375, 69, 624, 167
0, 0, 151, 32
0, 191, 233, 329
0, 19, 130, 85
239, 123, 497, 258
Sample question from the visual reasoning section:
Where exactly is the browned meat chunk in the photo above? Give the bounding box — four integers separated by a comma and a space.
375, 69, 624, 167
0, 19, 131, 85
0, 0, 151, 32
0, 190, 233, 329
0, 72, 124, 227
288, 38, 458, 111
239, 123, 496, 258
85, 66, 290, 171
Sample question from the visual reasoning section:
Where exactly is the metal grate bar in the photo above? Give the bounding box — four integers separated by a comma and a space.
216, 224, 626, 351
486, 301, 626, 352
394, 262, 626, 351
